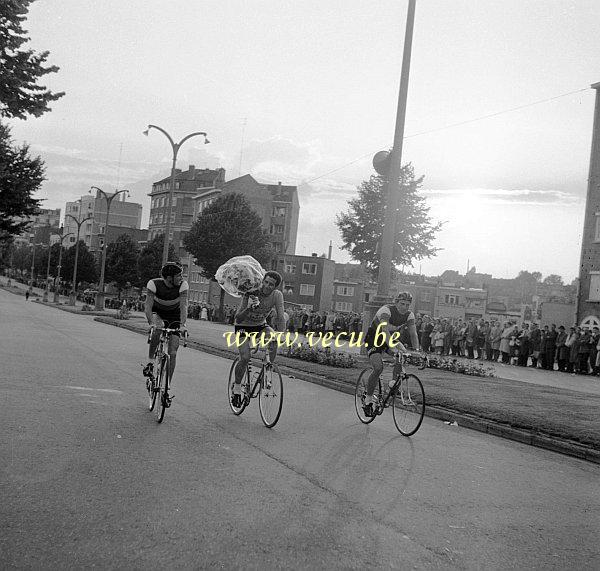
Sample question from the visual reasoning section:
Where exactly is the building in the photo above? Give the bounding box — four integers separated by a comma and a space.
148, 165, 226, 269
64, 192, 142, 253
576, 82, 600, 329
275, 253, 335, 312
14, 208, 61, 246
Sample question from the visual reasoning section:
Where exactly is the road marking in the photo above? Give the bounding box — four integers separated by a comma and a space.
60, 385, 123, 394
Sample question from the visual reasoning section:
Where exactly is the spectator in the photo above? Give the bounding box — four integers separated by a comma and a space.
529, 323, 541, 368
555, 326, 568, 372
499, 322, 512, 364
490, 321, 502, 362
577, 329, 591, 374
545, 324, 558, 371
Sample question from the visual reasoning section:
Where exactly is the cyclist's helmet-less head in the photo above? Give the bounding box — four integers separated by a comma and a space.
395, 291, 413, 304
161, 261, 183, 279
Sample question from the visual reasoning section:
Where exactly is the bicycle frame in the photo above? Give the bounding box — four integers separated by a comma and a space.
244, 347, 273, 400
373, 353, 427, 413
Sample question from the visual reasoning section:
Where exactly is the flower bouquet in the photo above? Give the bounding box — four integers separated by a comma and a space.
215, 255, 265, 298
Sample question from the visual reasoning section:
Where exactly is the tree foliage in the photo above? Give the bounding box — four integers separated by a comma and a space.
137, 233, 179, 287
0, 123, 45, 241
104, 234, 139, 294
336, 164, 441, 277
60, 240, 98, 286
184, 192, 272, 280
0, 0, 64, 119
542, 274, 564, 287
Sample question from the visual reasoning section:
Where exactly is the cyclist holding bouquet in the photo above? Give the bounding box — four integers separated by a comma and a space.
231, 270, 285, 408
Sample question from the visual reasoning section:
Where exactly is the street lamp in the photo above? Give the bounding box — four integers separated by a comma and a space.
52, 230, 74, 303
90, 186, 130, 310
42, 232, 54, 302
363, 0, 417, 328
65, 212, 93, 305
143, 124, 209, 265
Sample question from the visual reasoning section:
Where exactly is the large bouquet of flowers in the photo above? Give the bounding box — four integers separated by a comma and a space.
215, 255, 265, 298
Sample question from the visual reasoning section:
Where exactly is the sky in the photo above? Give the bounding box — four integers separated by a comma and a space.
7, 0, 600, 283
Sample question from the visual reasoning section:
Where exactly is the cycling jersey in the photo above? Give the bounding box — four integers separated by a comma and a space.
146, 278, 189, 323
365, 304, 415, 355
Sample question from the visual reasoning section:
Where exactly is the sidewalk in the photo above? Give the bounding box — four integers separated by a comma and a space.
5, 282, 599, 464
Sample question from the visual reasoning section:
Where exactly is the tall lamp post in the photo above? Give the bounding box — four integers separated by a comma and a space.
143, 124, 209, 265
363, 0, 417, 330
90, 186, 130, 310
65, 213, 92, 305
52, 230, 74, 303
42, 232, 54, 302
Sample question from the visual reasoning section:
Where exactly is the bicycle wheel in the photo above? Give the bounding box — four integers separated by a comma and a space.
258, 364, 283, 428
155, 354, 170, 423
392, 374, 425, 436
355, 368, 378, 424
228, 358, 249, 415
147, 355, 160, 411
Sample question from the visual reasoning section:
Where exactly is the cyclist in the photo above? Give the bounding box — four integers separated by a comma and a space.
231, 270, 285, 408
143, 261, 188, 404
362, 291, 421, 416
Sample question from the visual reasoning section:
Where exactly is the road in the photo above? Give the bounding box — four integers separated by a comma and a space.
1, 289, 599, 569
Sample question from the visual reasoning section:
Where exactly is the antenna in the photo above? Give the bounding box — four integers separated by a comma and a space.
115, 142, 123, 190
238, 118, 247, 177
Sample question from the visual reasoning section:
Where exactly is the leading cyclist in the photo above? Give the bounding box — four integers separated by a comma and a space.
362, 291, 421, 417
231, 270, 285, 408
143, 262, 188, 404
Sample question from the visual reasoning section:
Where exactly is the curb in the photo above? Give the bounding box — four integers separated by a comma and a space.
94, 316, 600, 465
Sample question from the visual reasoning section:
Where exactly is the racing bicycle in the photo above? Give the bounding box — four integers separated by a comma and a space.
227, 346, 283, 428
355, 352, 427, 436
145, 326, 186, 423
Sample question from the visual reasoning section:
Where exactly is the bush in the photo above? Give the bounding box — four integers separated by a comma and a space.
408, 355, 495, 377
282, 345, 356, 368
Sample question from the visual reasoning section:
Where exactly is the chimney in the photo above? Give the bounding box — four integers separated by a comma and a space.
277, 181, 282, 196
328, 240, 332, 260
188, 165, 196, 180
311, 252, 317, 257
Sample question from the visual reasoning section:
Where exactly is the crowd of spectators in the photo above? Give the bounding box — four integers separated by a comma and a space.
415, 316, 599, 375
283, 309, 363, 336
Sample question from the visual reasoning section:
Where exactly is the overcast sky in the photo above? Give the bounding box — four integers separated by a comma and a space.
8, 0, 600, 282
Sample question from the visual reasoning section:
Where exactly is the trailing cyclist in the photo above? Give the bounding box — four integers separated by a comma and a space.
363, 291, 421, 417
143, 262, 188, 405
231, 271, 285, 408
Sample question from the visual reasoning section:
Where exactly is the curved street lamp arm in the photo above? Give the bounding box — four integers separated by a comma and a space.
177, 131, 208, 148
146, 124, 176, 149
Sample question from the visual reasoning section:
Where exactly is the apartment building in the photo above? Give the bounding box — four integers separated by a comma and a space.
14, 208, 61, 246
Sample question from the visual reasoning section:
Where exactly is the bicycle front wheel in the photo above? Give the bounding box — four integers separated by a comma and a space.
355, 368, 377, 424
258, 364, 283, 428
155, 354, 170, 423
392, 374, 425, 436
228, 358, 249, 415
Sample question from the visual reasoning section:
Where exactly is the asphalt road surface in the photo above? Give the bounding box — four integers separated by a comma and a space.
1, 290, 599, 569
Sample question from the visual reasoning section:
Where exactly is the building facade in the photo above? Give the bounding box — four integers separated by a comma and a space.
148, 165, 226, 270
577, 82, 600, 329
64, 192, 142, 252
14, 208, 61, 246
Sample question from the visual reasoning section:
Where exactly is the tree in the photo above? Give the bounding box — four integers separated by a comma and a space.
137, 234, 179, 288
0, 1, 64, 243
104, 234, 139, 297
0, 123, 45, 241
336, 164, 441, 277
0, 1, 65, 119
543, 274, 564, 287
60, 240, 98, 286
183, 192, 272, 317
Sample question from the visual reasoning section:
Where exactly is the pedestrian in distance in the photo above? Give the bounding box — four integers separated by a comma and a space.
25, 290, 30, 301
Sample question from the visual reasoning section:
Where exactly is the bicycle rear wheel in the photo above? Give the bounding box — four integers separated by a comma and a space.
147, 355, 160, 411
258, 364, 283, 428
355, 368, 378, 424
392, 374, 425, 436
155, 354, 170, 423
228, 358, 249, 415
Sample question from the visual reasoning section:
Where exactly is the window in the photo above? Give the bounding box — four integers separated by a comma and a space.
172, 196, 177, 206
270, 224, 284, 234
284, 263, 296, 274
589, 272, 600, 301
335, 301, 353, 312
364, 293, 371, 303
273, 242, 282, 253
283, 282, 295, 295
69, 236, 75, 243
302, 262, 317, 275
300, 284, 315, 296
171, 213, 176, 222
273, 206, 286, 217
421, 292, 431, 302
444, 294, 459, 305
336, 285, 355, 296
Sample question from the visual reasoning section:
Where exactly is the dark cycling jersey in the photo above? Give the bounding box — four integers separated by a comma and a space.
146, 278, 189, 323
365, 304, 415, 355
